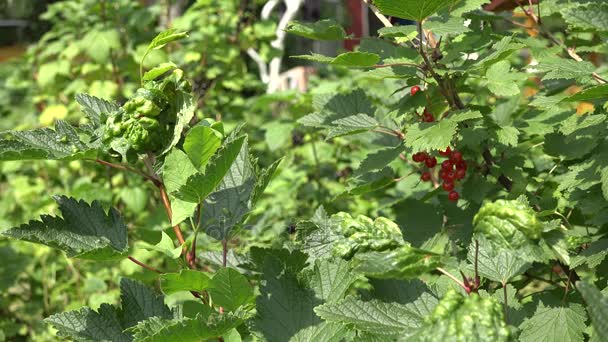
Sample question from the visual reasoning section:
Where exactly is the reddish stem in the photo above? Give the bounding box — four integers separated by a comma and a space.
128, 256, 161, 273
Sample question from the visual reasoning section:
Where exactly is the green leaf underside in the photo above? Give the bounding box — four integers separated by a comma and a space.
373, 0, 456, 21
161, 91, 195, 155
136, 232, 182, 259
147, 29, 188, 51
294, 52, 380, 67
2, 196, 128, 260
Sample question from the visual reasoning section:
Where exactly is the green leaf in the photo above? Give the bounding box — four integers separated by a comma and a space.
373, 0, 456, 21
286, 19, 347, 40
250, 158, 282, 206
355, 145, 403, 176
352, 245, 444, 279
577, 281, 608, 339
183, 125, 222, 171
129, 312, 245, 342
200, 138, 256, 240
208, 268, 254, 312
160, 270, 212, 295
119, 278, 173, 328
486, 61, 521, 96
75, 93, 119, 128
561, 3, 608, 31
174, 136, 246, 203
314, 296, 426, 336
536, 57, 596, 82
404, 110, 481, 152
412, 289, 510, 341
0, 120, 97, 161
377, 25, 417, 38
308, 258, 358, 302
300, 89, 375, 127
252, 256, 323, 342
467, 237, 530, 284
294, 52, 380, 67
136, 232, 182, 259
161, 91, 195, 155
143, 62, 177, 81
45, 278, 172, 341
2, 196, 128, 260
405, 121, 458, 152
163, 149, 198, 225
474, 36, 526, 68
45, 304, 130, 342
518, 302, 587, 342
562, 84, 608, 102
147, 29, 188, 52
162, 149, 198, 194
425, 16, 471, 36
290, 323, 352, 342
81, 29, 121, 63
570, 239, 608, 269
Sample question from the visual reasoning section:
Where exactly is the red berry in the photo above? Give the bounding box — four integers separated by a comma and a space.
411, 85, 421, 96
455, 160, 467, 171
421, 172, 431, 182
444, 171, 455, 182
442, 181, 455, 191
439, 170, 448, 179
412, 153, 422, 162
448, 191, 459, 201
441, 160, 453, 170
450, 151, 463, 162
455, 169, 466, 180
423, 113, 435, 122
439, 147, 451, 156
425, 156, 437, 168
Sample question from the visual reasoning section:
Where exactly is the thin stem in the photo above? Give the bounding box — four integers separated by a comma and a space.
222, 239, 228, 267
373, 62, 425, 72
159, 184, 186, 246
187, 216, 200, 269
91, 159, 158, 184
436, 267, 469, 292
361, 0, 393, 27
128, 256, 161, 273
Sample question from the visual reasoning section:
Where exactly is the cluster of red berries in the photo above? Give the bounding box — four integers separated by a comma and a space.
412, 146, 467, 202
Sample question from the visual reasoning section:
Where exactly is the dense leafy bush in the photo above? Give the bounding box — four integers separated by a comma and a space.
2, 0, 608, 341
